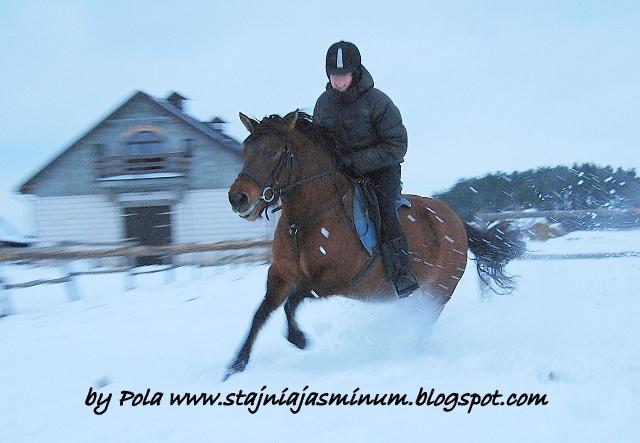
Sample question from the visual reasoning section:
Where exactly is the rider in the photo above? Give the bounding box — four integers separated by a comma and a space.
313, 40, 419, 297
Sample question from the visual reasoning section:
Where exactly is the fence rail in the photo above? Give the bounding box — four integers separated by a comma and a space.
0, 240, 273, 317
2, 237, 638, 318
0, 240, 273, 262
478, 208, 640, 221
521, 251, 640, 260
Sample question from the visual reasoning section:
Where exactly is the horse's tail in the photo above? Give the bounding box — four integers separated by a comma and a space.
464, 221, 526, 293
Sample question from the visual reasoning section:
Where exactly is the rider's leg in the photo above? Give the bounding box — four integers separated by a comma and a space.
368, 165, 419, 297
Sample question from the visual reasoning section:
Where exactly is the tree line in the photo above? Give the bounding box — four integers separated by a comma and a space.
435, 163, 640, 229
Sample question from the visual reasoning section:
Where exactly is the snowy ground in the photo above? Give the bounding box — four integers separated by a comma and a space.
1, 230, 639, 442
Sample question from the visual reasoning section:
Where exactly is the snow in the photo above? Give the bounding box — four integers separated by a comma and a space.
527, 229, 640, 255
1, 230, 639, 442
0, 217, 30, 244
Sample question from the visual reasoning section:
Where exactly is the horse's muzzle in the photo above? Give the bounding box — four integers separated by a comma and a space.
229, 190, 250, 213
229, 190, 264, 220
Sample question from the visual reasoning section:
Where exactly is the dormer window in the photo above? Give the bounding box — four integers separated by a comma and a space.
126, 130, 164, 155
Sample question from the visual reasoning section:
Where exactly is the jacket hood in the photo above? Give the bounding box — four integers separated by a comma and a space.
326, 65, 374, 104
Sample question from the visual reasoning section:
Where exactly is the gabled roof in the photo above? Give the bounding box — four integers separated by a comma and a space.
19, 90, 242, 194
152, 92, 242, 151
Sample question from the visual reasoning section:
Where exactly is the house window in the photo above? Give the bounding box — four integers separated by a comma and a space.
126, 130, 164, 155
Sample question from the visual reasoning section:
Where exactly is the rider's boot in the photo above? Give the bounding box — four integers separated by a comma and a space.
381, 234, 419, 298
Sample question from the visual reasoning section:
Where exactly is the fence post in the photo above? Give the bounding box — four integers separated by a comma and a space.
125, 255, 135, 291
164, 264, 175, 285
0, 265, 15, 317
62, 261, 81, 302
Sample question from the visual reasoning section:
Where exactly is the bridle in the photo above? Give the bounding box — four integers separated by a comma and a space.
236, 133, 337, 218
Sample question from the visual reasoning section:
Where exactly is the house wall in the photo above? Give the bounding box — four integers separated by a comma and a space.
34, 190, 277, 247
174, 189, 276, 243
35, 195, 122, 244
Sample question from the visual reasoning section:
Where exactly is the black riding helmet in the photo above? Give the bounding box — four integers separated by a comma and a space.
325, 41, 361, 76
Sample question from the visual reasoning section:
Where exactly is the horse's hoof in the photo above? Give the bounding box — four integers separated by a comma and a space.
222, 357, 248, 382
287, 329, 307, 349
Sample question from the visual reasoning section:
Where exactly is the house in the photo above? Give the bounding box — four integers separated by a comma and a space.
18, 90, 275, 264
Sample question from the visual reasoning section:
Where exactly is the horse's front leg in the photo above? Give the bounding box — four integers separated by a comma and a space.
284, 289, 311, 349
223, 268, 296, 381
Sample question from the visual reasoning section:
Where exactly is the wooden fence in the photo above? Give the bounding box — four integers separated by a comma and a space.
1, 231, 639, 317
0, 240, 272, 317
477, 208, 640, 233
477, 208, 640, 222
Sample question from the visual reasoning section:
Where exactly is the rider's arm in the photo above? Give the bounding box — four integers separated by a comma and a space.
346, 92, 407, 173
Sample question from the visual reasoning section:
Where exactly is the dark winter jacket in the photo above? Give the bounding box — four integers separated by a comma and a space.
313, 66, 408, 173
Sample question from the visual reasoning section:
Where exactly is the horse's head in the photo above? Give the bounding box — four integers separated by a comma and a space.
229, 110, 299, 220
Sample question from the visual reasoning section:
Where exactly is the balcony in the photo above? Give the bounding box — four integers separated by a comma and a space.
95, 151, 190, 192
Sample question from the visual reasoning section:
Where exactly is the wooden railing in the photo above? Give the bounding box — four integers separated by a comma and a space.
477, 208, 640, 222
95, 151, 190, 178
0, 240, 273, 317
0, 240, 272, 262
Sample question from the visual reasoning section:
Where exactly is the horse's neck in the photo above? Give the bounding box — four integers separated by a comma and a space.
281, 136, 350, 223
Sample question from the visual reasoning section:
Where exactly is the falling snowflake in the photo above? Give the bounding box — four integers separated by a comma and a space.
319, 246, 327, 255
469, 186, 478, 194
321, 227, 330, 238
577, 180, 584, 185
444, 235, 454, 243
407, 214, 416, 222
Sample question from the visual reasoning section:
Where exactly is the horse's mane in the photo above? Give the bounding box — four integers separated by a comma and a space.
249, 111, 342, 156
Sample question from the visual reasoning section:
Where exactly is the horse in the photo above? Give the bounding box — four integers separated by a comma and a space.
225, 110, 524, 380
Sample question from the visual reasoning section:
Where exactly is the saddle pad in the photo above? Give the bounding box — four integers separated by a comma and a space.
353, 184, 411, 256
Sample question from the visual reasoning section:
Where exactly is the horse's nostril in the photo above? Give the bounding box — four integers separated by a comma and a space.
230, 191, 250, 209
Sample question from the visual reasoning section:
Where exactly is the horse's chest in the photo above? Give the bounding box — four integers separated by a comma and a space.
296, 225, 349, 278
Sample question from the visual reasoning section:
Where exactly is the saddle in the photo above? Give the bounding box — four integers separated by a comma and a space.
352, 180, 411, 256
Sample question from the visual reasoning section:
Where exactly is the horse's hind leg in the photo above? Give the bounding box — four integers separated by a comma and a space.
284, 289, 311, 349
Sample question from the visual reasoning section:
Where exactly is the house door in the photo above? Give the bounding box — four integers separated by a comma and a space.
124, 205, 172, 266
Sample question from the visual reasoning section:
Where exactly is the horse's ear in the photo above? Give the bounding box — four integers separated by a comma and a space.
283, 110, 299, 131
239, 112, 258, 133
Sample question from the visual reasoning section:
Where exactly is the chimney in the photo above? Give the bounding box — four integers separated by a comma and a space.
166, 92, 188, 112
207, 116, 227, 132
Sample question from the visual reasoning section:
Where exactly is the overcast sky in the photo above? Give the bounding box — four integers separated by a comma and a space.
1, 0, 638, 233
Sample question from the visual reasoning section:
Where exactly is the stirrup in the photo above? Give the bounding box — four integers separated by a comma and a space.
394, 270, 419, 298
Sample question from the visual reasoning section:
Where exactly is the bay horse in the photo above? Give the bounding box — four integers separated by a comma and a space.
225, 111, 524, 380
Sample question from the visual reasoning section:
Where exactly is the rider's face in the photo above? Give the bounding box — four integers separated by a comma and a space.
329, 73, 353, 92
